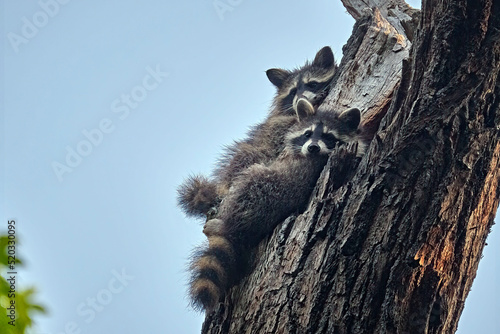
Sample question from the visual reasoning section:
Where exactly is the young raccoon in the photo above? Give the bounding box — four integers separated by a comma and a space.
266, 45, 336, 116
178, 47, 337, 219
188, 107, 361, 312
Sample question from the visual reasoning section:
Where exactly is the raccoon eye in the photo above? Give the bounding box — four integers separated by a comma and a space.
304, 130, 313, 138
322, 133, 337, 144
306, 81, 319, 89
289, 87, 297, 97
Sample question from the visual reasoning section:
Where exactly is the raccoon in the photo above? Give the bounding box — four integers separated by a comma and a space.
178, 47, 337, 219
266, 45, 336, 116
188, 107, 361, 312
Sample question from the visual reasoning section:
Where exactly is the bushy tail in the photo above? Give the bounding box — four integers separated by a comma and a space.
189, 235, 237, 312
177, 175, 219, 218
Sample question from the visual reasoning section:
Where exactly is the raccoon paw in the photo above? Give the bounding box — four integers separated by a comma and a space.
203, 219, 224, 237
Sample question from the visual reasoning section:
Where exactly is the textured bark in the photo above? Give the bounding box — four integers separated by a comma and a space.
201, 0, 500, 333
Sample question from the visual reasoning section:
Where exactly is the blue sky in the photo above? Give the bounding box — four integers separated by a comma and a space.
1, 1, 498, 333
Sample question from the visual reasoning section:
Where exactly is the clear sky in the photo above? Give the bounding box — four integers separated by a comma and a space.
1, 1, 498, 333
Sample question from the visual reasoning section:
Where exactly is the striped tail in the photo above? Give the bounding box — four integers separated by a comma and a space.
189, 235, 237, 312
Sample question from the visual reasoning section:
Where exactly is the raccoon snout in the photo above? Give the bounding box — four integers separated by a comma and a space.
307, 143, 320, 153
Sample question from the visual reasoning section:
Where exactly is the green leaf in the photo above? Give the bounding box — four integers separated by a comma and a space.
0, 235, 46, 334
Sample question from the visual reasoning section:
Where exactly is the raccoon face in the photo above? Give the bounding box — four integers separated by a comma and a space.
286, 122, 339, 156
284, 108, 361, 157
267, 46, 336, 116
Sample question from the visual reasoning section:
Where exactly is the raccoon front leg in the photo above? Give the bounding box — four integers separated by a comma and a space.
177, 175, 220, 218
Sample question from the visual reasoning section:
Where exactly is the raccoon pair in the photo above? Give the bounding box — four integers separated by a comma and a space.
178, 46, 337, 219
177, 46, 364, 312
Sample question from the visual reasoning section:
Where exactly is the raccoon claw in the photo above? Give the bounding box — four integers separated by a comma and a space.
203, 218, 224, 237
296, 98, 315, 120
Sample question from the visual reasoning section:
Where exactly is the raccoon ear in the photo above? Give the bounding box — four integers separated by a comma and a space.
338, 107, 361, 132
295, 98, 315, 122
266, 69, 290, 88
312, 46, 335, 69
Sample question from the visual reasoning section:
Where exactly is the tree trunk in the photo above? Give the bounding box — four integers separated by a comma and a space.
201, 0, 500, 333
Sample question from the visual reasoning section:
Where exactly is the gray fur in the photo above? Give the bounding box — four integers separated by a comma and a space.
188, 109, 361, 312
177, 175, 219, 218
178, 46, 337, 218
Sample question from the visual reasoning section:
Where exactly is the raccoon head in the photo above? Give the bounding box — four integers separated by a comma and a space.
266, 46, 336, 117
284, 107, 361, 157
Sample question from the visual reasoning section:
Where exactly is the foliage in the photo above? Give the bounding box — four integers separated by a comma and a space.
0, 236, 46, 334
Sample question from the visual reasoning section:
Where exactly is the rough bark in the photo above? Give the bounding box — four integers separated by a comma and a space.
201, 0, 500, 333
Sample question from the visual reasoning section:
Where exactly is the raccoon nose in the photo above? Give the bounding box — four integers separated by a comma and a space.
308, 143, 320, 154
